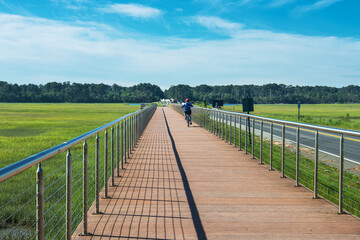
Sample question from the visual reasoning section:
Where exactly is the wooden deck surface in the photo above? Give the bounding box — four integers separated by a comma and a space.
74, 107, 360, 240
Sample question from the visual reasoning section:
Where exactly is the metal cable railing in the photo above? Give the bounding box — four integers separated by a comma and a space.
170, 104, 360, 218
0, 104, 156, 240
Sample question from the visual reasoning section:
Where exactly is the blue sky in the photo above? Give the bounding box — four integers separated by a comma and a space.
0, 0, 359, 89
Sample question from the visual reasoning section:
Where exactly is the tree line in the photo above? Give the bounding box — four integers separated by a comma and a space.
0, 81, 164, 103
165, 84, 360, 104
0, 81, 359, 104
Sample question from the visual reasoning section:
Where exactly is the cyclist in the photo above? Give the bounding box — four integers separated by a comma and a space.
181, 98, 193, 125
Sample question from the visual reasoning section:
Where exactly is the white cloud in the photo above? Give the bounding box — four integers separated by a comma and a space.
0, 13, 359, 88
99, 3, 162, 19
188, 16, 243, 35
296, 0, 343, 13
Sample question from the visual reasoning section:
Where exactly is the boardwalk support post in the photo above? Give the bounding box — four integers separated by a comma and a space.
104, 130, 109, 198
281, 125, 286, 178
81, 141, 91, 236
66, 150, 72, 240
339, 134, 344, 214
314, 130, 319, 198
296, 127, 300, 187
36, 164, 44, 240
260, 120, 264, 164
269, 122, 274, 171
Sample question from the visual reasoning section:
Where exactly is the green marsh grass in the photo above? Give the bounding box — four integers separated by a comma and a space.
0, 103, 139, 239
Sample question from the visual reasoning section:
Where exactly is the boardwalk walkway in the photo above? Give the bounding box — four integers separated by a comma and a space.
74, 107, 360, 240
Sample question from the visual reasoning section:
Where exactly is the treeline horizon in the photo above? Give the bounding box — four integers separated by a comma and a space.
1, 81, 359, 104
165, 84, 360, 104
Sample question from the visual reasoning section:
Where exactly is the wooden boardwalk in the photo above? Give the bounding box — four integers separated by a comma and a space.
74, 107, 360, 240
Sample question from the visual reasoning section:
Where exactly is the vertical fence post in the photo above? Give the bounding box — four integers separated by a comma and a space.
270, 122, 273, 171
211, 111, 214, 134
121, 121, 124, 169
111, 127, 115, 187
218, 112, 220, 138
260, 120, 264, 164
131, 116, 134, 150
222, 113, 225, 140
81, 141, 90, 236
239, 117, 242, 150
229, 115, 232, 145
225, 114, 228, 142
104, 130, 109, 198
117, 123, 120, 177
234, 115, 236, 147
127, 118, 130, 158
137, 114, 140, 141
36, 164, 44, 240
281, 125, 286, 178
296, 127, 300, 187
95, 134, 100, 214
245, 117, 248, 154
66, 149, 72, 240
314, 130, 319, 198
252, 118, 255, 159
339, 134, 344, 214
124, 119, 128, 162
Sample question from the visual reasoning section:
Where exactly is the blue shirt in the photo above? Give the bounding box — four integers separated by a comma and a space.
181, 102, 193, 111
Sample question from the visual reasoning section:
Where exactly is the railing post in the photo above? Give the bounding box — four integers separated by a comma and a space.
124, 119, 128, 162
66, 149, 72, 240
111, 127, 115, 187
260, 120, 264, 164
218, 112, 220, 138
121, 121, 124, 169
131, 116, 134, 150
314, 130, 319, 198
211, 110, 215, 134
339, 134, 344, 214
222, 113, 225, 140
239, 117, 242, 151
104, 129, 109, 198
270, 122, 274, 171
229, 115, 232, 145
296, 127, 300, 187
36, 164, 44, 240
117, 123, 120, 177
281, 124, 286, 178
234, 115, 236, 147
252, 118, 255, 159
81, 141, 90, 236
129, 117, 131, 155
95, 134, 100, 214
245, 117, 248, 154
137, 114, 140, 141
225, 114, 228, 142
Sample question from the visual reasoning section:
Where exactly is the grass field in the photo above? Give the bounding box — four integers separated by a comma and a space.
222, 104, 360, 131
0, 103, 139, 168
0, 103, 140, 239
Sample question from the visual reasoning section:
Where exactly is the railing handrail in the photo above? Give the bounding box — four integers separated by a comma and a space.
177, 104, 360, 137
0, 104, 155, 183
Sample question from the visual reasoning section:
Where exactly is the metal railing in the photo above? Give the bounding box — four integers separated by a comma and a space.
0, 104, 157, 240
170, 104, 360, 218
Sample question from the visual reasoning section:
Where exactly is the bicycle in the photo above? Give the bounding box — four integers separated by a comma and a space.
185, 113, 191, 127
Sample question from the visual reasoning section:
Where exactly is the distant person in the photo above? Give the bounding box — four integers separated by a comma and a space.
182, 98, 193, 125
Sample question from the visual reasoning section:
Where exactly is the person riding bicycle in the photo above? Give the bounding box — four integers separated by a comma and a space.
181, 98, 193, 125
